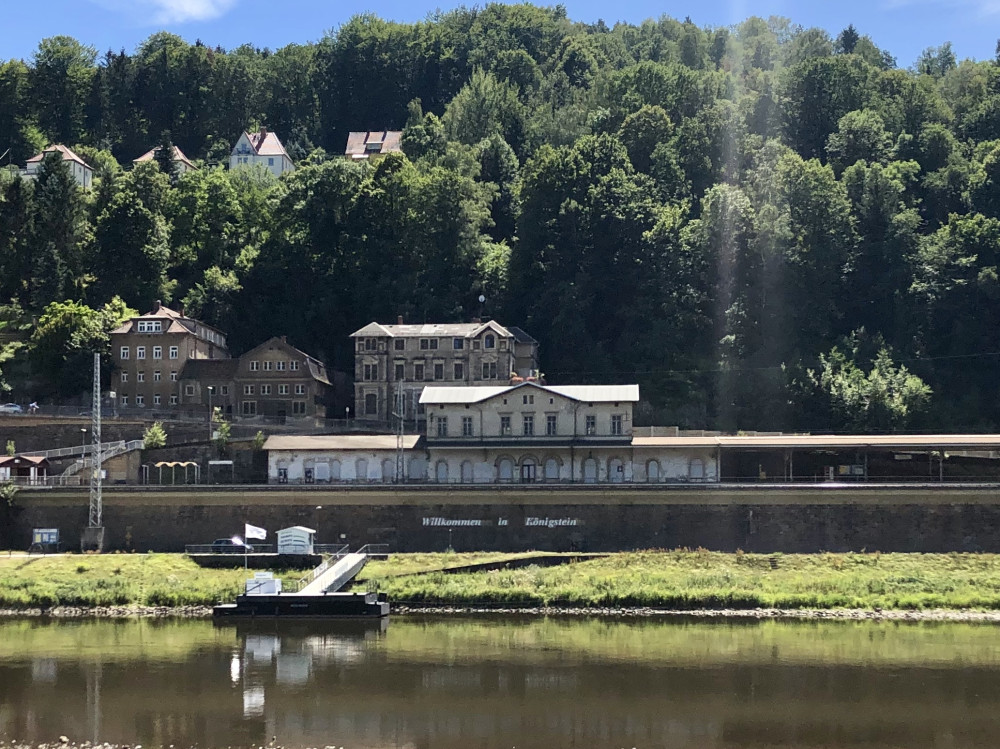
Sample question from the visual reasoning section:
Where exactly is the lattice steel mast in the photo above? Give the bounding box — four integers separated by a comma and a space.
394, 380, 405, 484
88, 352, 102, 528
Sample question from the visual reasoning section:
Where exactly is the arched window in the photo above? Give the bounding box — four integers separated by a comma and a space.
690, 458, 705, 480
355, 458, 368, 482
646, 460, 660, 483
544, 458, 559, 481
583, 458, 598, 484
484, 334, 495, 349
461, 461, 473, 483
497, 458, 514, 482
608, 458, 625, 483
435, 460, 449, 483
364, 393, 377, 415
330, 460, 341, 481
408, 457, 426, 481
381, 458, 394, 483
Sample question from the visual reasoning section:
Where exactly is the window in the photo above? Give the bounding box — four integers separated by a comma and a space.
268, 157, 274, 166
153, 394, 161, 405
136, 346, 145, 360
120, 371, 128, 383
484, 334, 495, 349
482, 362, 497, 379
500, 415, 511, 435
454, 362, 464, 380
293, 401, 306, 415
263, 361, 273, 371
153, 370, 161, 382
278, 384, 289, 395
276, 361, 286, 371
242, 401, 257, 416
250, 361, 259, 371
295, 384, 305, 395
434, 363, 444, 380
221, 386, 228, 395
120, 346, 129, 360
244, 385, 254, 395
136, 371, 145, 383
290, 360, 300, 370
546, 414, 557, 436
152, 346, 162, 359
499, 339, 508, 350
120, 395, 128, 406
393, 339, 405, 351
453, 338, 464, 350
419, 338, 439, 350
395, 362, 405, 380
169, 346, 178, 359
136, 395, 145, 407
364, 338, 376, 351
462, 416, 473, 436
169, 394, 177, 405
261, 384, 272, 395
170, 371, 177, 382
184, 385, 194, 396
611, 415, 623, 436
136, 320, 162, 333
436, 417, 448, 437
522, 394, 534, 405
364, 393, 377, 415
523, 414, 534, 436
415, 363, 425, 381
585, 415, 596, 435
364, 363, 378, 381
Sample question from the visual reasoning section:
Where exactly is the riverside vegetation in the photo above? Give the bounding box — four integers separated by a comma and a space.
7, 551, 1000, 612
3, 10, 1000, 433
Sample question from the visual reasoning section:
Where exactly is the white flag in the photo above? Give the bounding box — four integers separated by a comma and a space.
245, 523, 267, 540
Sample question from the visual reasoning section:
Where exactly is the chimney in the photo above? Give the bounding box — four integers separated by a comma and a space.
281, 335, 287, 343
153, 300, 161, 312
177, 304, 184, 317
472, 317, 481, 325
260, 126, 267, 137
397, 315, 404, 325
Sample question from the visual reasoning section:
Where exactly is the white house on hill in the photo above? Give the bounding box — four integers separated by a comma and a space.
22, 145, 93, 189
230, 128, 294, 177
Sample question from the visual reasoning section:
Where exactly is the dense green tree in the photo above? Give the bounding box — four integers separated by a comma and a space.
30, 36, 96, 143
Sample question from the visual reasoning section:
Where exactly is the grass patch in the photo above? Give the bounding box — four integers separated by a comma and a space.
0, 554, 309, 609
360, 550, 1000, 611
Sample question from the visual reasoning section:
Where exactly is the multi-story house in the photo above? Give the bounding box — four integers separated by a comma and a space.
345, 131, 403, 159
420, 382, 639, 483
179, 336, 332, 420
350, 318, 539, 423
110, 302, 228, 412
133, 145, 197, 174
230, 128, 294, 177
22, 145, 93, 189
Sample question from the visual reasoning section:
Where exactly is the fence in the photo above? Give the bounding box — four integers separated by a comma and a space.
184, 543, 276, 554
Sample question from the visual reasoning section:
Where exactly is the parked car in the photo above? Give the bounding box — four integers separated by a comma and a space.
0, 403, 23, 414
211, 538, 253, 554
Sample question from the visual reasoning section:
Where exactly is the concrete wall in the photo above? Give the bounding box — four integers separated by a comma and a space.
12, 484, 1000, 554
0, 419, 209, 454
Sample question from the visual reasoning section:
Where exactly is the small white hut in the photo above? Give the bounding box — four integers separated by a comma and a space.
277, 526, 316, 555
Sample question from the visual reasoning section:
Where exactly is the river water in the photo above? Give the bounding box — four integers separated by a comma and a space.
1, 616, 999, 748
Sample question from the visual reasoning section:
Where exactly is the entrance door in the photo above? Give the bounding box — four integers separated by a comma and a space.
583, 459, 598, 484
520, 462, 536, 483
497, 459, 514, 482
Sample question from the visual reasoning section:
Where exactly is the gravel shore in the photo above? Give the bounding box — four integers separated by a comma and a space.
2, 604, 1000, 622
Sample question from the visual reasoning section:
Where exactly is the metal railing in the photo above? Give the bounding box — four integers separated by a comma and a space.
356, 543, 390, 558
60, 440, 146, 477
184, 543, 275, 554
1, 475, 85, 487
289, 544, 351, 592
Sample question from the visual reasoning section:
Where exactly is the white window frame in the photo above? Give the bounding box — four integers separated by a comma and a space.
152, 346, 162, 359
120, 346, 129, 360
136, 371, 145, 383
278, 384, 289, 395
290, 360, 300, 370
295, 384, 305, 395
153, 370, 161, 382
136, 346, 145, 360
250, 361, 259, 371
169, 394, 178, 405
244, 385, 254, 395
169, 346, 178, 359
120, 371, 128, 383
170, 371, 177, 382
261, 384, 272, 395
135, 395, 145, 407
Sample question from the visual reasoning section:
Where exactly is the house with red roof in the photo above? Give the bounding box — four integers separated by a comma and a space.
22, 145, 93, 189
133, 144, 197, 174
229, 127, 294, 177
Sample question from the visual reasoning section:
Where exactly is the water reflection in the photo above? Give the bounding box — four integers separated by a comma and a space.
0, 616, 999, 748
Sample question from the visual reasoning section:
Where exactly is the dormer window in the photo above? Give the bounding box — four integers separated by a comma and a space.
136, 320, 162, 333
484, 334, 495, 349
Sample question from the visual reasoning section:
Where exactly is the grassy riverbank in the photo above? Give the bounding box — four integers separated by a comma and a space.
0, 553, 307, 608
358, 550, 1000, 611
5, 550, 1000, 612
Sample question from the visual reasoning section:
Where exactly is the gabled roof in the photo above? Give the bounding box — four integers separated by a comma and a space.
238, 336, 331, 386
345, 131, 403, 157
507, 326, 537, 344
350, 320, 515, 339
110, 302, 227, 340
178, 358, 239, 381
26, 145, 92, 169
0, 455, 49, 466
238, 129, 290, 158
264, 434, 422, 451
133, 145, 197, 170
420, 382, 640, 405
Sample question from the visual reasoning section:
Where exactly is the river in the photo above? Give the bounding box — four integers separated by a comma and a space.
1, 616, 999, 748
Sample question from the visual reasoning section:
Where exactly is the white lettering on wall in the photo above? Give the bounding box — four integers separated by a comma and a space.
524, 517, 579, 528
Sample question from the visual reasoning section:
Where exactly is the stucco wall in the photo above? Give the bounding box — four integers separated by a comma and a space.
13, 485, 1000, 554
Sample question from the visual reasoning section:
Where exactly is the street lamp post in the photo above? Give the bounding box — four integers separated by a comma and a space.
80, 428, 87, 460
206, 386, 215, 442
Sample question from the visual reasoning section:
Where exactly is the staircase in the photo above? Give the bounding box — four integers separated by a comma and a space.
59, 440, 145, 478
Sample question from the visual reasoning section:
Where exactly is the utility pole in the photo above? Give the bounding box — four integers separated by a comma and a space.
82, 353, 104, 552
394, 380, 405, 484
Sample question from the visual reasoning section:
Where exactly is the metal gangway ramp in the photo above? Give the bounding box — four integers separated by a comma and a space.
296, 545, 387, 595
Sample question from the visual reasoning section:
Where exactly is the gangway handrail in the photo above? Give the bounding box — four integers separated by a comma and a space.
293, 544, 350, 590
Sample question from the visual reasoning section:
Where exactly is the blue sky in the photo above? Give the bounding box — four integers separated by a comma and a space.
3, 0, 998, 67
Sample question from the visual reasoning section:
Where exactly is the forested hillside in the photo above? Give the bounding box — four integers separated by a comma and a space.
1, 6, 999, 432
